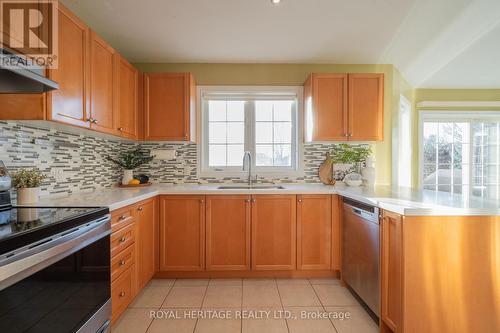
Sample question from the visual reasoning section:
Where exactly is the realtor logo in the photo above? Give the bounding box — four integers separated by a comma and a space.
0, 0, 58, 68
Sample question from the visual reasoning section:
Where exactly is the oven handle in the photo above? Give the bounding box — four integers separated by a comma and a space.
0, 215, 111, 291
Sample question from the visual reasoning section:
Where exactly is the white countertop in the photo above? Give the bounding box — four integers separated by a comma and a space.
25, 183, 500, 216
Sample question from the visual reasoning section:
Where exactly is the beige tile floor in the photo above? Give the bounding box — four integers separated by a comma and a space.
112, 278, 378, 333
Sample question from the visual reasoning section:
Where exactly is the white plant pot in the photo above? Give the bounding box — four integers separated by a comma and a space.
17, 187, 39, 205
122, 169, 134, 185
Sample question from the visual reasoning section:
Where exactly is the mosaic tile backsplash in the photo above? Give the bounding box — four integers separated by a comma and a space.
0, 121, 355, 197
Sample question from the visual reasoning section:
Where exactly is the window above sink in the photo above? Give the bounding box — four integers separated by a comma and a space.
198, 86, 303, 178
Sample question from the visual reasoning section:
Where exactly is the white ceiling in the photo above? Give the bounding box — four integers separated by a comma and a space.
62, 0, 500, 88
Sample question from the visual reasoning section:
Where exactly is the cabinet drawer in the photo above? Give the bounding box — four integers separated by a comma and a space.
111, 223, 135, 257
111, 264, 134, 323
111, 205, 136, 232
111, 244, 135, 282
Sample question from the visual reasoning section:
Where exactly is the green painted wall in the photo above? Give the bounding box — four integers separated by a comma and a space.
134, 63, 395, 185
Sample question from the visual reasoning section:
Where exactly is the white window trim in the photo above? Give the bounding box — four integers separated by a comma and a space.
418, 110, 500, 190
197, 85, 304, 178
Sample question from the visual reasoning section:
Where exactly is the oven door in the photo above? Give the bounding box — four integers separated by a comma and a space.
0, 217, 111, 333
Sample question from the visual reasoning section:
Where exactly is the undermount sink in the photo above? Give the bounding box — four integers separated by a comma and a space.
217, 185, 285, 190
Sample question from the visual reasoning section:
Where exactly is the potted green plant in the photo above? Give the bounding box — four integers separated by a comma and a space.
329, 144, 372, 186
12, 168, 46, 204
107, 146, 154, 185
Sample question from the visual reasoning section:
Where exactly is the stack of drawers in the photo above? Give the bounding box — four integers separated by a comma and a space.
110, 205, 137, 322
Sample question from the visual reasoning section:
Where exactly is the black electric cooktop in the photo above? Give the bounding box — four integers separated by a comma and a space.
0, 206, 109, 255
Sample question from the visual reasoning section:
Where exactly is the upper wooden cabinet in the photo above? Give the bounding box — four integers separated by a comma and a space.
348, 74, 384, 141
205, 195, 251, 271
304, 74, 347, 141
47, 3, 90, 128
116, 55, 140, 140
143, 73, 196, 141
159, 195, 205, 271
89, 31, 118, 135
251, 195, 297, 271
297, 195, 332, 270
304, 73, 384, 142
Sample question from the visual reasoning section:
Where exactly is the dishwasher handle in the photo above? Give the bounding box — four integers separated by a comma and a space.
343, 199, 379, 224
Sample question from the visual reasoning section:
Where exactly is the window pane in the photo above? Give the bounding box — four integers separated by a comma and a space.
274, 101, 293, 121
255, 101, 273, 121
423, 164, 436, 184
274, 144, 291, 166
227, 122, 244, 144
227, 145, 244, 166
209, 145, 226, 166
274, 122, 292, 144
256, 145, 273, 166
256, 122, 273, 144
438, 123, 453, 144
209, 123, 226, 144
209, 101, 226, 121
227, 101, 245, 121
436, 165, 452, 184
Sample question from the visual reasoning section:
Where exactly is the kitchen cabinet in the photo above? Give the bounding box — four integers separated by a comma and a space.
304, 73, 384, 142
297, 195, 332, 270
304, 74, 348, 141
111, 264, 134, 323
116, 55, 140, 139
159, 195, 205, 271
251, 195, 297, 270
135, 198, 158, 290
206, 195, 251, 270
381, 210, 403, 333
47, 3, 90, 128
89, 31, 118, 135
348, 73, 384, 141
143, 73, 196, 141
331, 195, 341, 270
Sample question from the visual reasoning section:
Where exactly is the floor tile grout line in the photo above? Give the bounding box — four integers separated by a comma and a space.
274, 278, 291, 333
158, 279, 177, 309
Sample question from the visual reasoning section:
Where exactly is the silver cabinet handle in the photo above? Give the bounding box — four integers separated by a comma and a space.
119, 259, 125, 266
118, 127, 124, 131
119, 291, 126, 297
298, 199, 302, 203
119, 236, 126, 243
137, 207, 143, 211
245, 199, 251, 203
251, 199, 256, 203
118, 215, 127, 221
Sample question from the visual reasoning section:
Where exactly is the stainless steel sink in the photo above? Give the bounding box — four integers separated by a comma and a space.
217, 185, 285, 190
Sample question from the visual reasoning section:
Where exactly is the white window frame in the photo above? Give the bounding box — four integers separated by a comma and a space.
197, 85, 303, 178
398, 95, 412, 187
418, 110, 500, 195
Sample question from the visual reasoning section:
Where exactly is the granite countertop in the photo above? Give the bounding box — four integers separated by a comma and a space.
22, 183, 500, 216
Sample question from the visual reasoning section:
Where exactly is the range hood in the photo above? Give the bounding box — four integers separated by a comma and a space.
0, 49, 59, 93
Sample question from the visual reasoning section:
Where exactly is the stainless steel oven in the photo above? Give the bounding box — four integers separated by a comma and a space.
0, 207, 111, 333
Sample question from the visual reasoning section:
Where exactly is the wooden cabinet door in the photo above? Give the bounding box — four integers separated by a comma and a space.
144, 73, 195, 141
135, 198, 158, 290
206, 195, 251, 271
348, 73, 384, 141
297, 195, 332, 270
304, 74, 347, 141
47, 3, 90, 128
116, 56, 139, 139
159, 196, 205, 271
331, 195, 341, 271
381, 210, 403, 332
251, 195, 296, 270
89, 31, 117, 135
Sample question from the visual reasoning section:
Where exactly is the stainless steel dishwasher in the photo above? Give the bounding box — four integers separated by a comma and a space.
342, 197, 380, 317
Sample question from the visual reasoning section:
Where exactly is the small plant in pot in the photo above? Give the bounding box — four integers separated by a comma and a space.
107, 146, 154, 185
12, 169, 46, 204
329, 144, 372, 186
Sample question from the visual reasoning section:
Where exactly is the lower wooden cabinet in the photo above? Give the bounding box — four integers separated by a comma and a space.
135, 198, 159, 291
297, 195, 332, 270
205, 195, 251, 270
251, 195, 297, 270
381, 210, 403, 333
159, 196, 205, 271
111, 264, 135, 323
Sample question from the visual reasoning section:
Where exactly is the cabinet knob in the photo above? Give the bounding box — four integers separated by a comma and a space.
200, 199, 204, 204
119, 291, 126, 297
119, 236, 126, 243
93, 119, 98, 124
298, 199, 302, 203
119, 215, 127, 221
245, 199, 251, 203
86, 118, 93, 123
119, 259, 126, 266
137, 206, 143, 211
118, 127, 124, 131
251, 199, 256, 203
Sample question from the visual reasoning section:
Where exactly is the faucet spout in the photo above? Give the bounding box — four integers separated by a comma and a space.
242, 151, 252, 186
